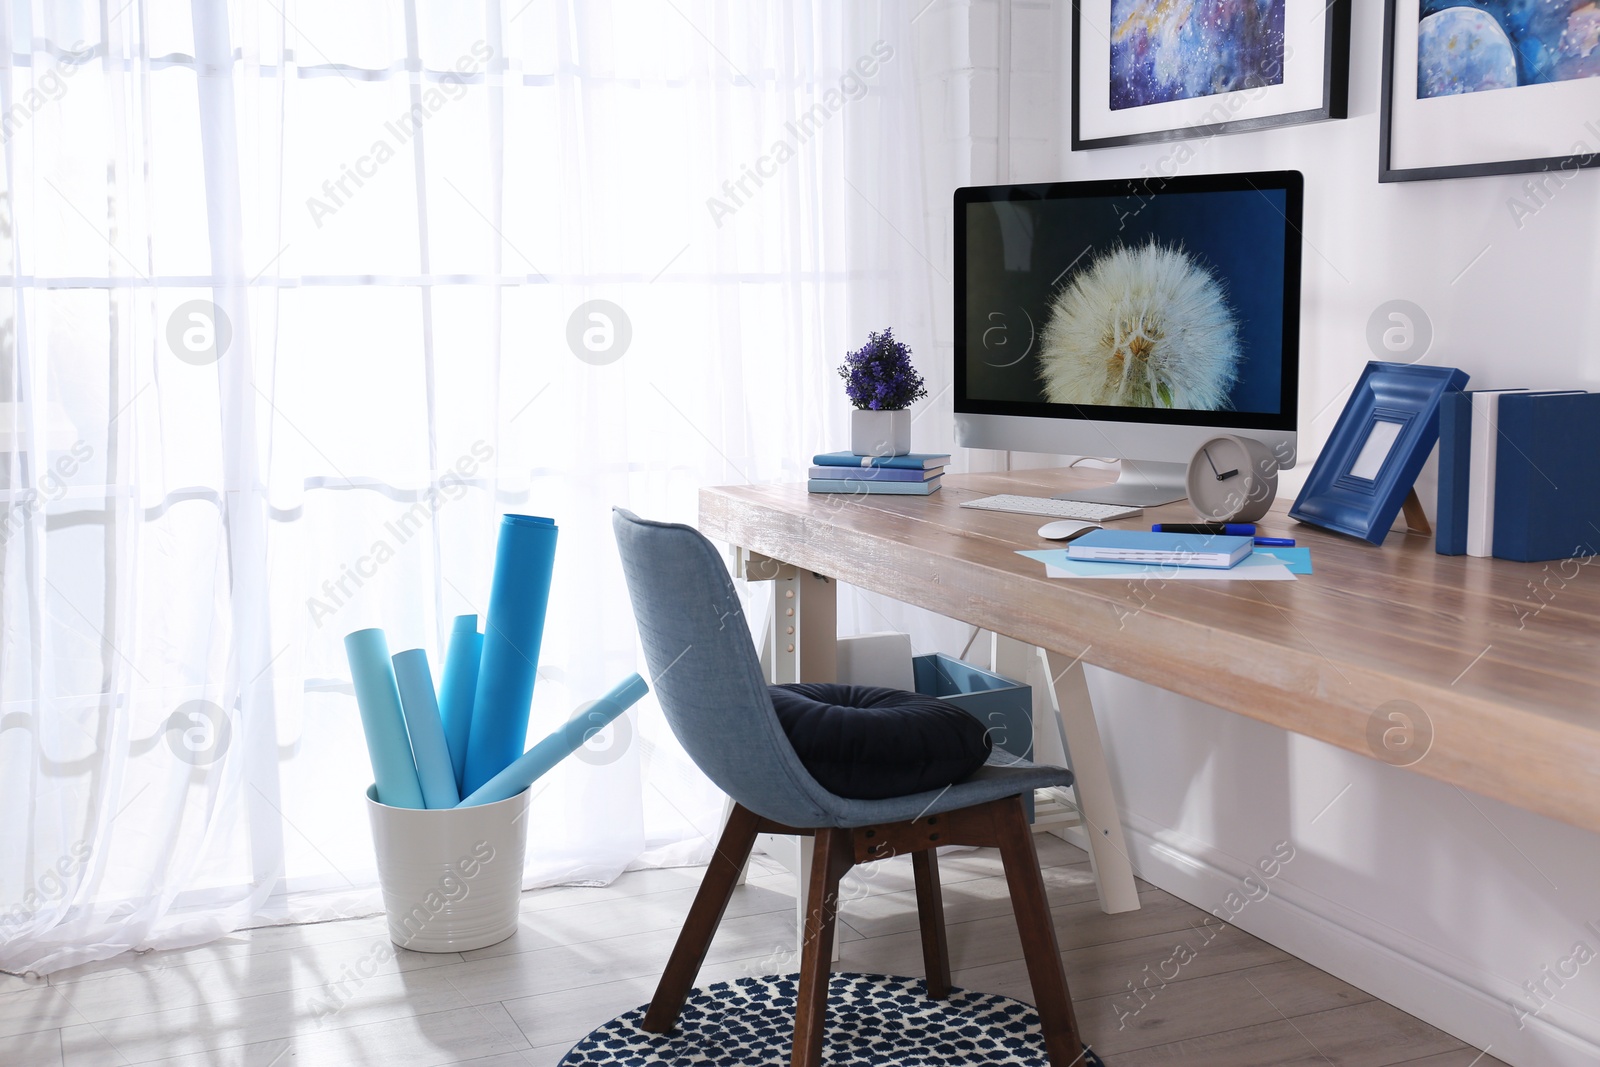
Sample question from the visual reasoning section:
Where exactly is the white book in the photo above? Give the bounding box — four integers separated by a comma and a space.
1465, 390, 1524, 557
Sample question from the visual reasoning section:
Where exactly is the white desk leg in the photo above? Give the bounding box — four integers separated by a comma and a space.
743, 553, 840, 960
1041, 647, 1141, 913
764, 564, 837, 685
789, 568, 838, 961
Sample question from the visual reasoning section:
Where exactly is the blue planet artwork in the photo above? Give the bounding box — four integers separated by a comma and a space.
1418, 2, 1600, 98
1109, 0, 1287, 111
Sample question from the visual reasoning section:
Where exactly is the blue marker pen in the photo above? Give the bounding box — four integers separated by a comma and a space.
1254, 537, 1296, 547
1151, 523, 1256, 536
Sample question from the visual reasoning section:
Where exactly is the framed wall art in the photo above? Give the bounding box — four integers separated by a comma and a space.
1071, 1, 1351, 151
1381, 1, 1600, 182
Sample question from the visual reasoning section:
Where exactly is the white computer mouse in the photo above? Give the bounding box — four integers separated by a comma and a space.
1037, 520, 1101, 541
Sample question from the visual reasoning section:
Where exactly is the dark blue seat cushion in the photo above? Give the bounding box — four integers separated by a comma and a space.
768, 683, 993, 800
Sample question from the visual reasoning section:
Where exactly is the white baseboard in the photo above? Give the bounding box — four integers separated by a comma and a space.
1104, 812, 1600, 1067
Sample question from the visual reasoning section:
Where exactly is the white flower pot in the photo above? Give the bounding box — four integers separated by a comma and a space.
366, 784, 529, 951
851, 409, 911, 457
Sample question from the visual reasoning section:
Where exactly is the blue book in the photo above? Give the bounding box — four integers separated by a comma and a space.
1065, 529, 1253, 569
1436, 387, 1542, 556
813, 451, 950, 470
807, 465, 938, 482
1435, 389, 1471, 556
1492, 391, 1600, 562
808, 477, 941, 495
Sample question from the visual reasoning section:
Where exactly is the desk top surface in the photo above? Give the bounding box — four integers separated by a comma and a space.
700, 468, 1600, 836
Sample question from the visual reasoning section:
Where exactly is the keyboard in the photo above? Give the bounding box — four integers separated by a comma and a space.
959, 494, 1143, 522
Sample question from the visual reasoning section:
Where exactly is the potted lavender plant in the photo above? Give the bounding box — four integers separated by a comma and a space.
838, 328, 928, 457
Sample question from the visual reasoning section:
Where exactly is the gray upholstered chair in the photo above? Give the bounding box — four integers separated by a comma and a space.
613, 508, 1098, 1067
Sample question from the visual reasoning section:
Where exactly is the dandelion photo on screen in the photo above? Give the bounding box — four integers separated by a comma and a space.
960, 182, 1288, 417
1037, 241, 1241, 410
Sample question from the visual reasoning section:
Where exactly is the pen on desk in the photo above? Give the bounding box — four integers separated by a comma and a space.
1152, 522, 1256, 536
1254, 537, 1295, 547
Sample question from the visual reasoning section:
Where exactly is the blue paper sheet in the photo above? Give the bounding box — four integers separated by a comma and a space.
1255, 547, 1313, 574
344, 628, 426, 809
438, 614, 482, 794
393, 648, 461, 809
457, 673, 649, 808
465, 515, 559, 794
1017, 549, 1300, 580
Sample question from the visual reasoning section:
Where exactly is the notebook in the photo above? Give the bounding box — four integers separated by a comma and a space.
1064, 530, 1253, 569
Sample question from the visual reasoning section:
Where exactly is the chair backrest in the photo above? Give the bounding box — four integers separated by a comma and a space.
612, 509, 835, 827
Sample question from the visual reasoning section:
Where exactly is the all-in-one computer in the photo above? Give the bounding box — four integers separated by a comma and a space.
954, 170, 1303, 508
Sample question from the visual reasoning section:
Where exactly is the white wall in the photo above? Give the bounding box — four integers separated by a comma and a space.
894, 3, 1600, 1065
1022, 5, 1600, 1065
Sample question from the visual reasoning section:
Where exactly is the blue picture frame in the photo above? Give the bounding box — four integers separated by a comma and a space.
1290, 362, 1469, 545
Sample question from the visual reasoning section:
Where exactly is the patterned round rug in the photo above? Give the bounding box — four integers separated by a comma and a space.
559, 972, 1105, 1065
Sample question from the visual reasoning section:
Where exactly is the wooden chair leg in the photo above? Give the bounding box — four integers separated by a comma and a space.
993, 796, 1088, 1067
912, 849, 951, 999
791, 826, 853, 1067
643, 804, 762, 1032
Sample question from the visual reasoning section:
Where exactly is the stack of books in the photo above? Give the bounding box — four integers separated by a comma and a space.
1436, 389, 1600, 562
808, 451, 949, 496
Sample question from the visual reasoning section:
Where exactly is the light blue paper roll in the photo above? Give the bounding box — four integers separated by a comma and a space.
438, 614, 482, 794
464, 515, 558, 794
457, 673, 648, 808
344, 628, 426, 810
392, 648, 461, 810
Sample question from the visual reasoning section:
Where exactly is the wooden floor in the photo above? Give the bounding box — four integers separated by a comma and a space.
1, 836, 1506, 1066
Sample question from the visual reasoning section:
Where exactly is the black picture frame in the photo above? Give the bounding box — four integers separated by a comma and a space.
1380, 0, 1600, 182
1071, 1, 1350, 152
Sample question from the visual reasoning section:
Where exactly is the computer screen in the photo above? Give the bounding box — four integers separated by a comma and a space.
954, 171, 1302, 502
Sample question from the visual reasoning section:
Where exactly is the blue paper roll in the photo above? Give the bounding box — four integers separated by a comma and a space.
457, 673, 648, 808
438, 614, 482, 794
464, 515, 558, 794
344, 628, 426, 809
392, 648, 461, 810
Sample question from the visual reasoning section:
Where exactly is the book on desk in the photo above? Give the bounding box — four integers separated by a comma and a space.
812, 450, 949, 470
807, 477, 942, 496
1492, 391, 1600, 562
1437, 389, 1600, 562
807, 465, 939, 482
1065, 529, 1253, 569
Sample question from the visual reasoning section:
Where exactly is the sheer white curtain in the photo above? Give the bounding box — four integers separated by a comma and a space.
0, 0, 937, 976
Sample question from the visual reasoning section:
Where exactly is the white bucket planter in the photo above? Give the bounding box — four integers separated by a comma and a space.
850, 409, 911, 457
365, 784, 529, 952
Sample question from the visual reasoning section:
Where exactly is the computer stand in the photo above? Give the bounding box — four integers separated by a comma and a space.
1053, 459, 1189, 508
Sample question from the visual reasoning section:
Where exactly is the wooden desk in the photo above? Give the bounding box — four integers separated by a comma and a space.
701, 467, 1600, 862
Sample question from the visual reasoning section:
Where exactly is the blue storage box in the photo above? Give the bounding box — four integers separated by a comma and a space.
912, 653, 1035, 821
